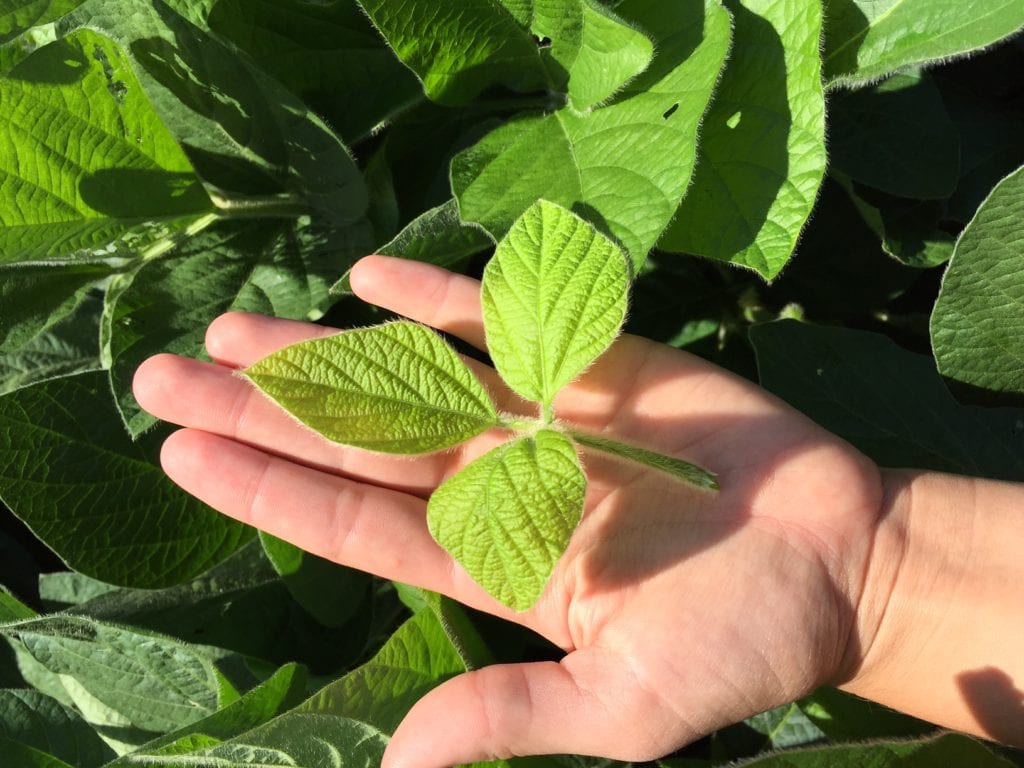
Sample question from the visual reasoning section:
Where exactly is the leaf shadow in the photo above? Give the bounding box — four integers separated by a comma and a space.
79, 168, 211, 219
6, 36, 90, 84
821, 0, 872, 82
671, 0, 792, 259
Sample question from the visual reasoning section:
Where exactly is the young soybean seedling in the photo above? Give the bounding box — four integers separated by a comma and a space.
243, 200, 717, 611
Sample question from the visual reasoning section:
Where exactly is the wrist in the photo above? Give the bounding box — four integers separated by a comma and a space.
835, 468, 1024, 746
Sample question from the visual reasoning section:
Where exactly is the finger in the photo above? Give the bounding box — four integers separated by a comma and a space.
349, 255, 487, 351
384, 650, 685, 767
204, 311, 340, 369
134, 353, 454, 495
160, 429, 505, 610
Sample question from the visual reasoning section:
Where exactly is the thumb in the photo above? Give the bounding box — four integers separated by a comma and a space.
382, 648, 682, 768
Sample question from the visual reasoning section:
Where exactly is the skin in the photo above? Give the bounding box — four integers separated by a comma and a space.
133, 255, 1024, 766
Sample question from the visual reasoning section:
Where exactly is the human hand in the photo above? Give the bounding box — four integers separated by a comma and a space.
133, 255, 886, 767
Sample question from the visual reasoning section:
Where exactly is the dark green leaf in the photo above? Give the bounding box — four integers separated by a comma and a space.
332, 199, 494, 294
259, 533, 370, 628
0, 372, 253, 587
198, 0, 423, 144
0, 616, 220, 742
752, 321, 1024, 481
103, 662, 307, 765
0, 264, 108, 394
829, 72, 960, 200
733, 731, 1014, 767
660, 0, 827, 279
0, 739, 76, 768
931, 165, 1024, 407
356, 0, 550, 105
104, 218, 372, 437
117, 712, 388, 767
300, 609, 465, 733
799, 686, 934, 742
0, 688, 115, 768
51, 540, 372, 674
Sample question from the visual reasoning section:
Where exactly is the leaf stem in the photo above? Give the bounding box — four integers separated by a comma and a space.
566, 429, 719, 492
209, 192, 309, 219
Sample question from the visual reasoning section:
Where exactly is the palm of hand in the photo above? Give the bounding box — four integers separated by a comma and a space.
134, 256, 884, 766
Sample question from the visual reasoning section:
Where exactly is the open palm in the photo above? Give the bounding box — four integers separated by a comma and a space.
134, 255, 885, 767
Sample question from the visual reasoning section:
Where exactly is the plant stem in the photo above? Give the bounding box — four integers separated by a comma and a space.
567, 429, 719, 491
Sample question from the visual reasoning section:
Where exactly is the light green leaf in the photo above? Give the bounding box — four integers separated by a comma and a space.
0, 264, 108, 394
534, 0, 654, 111
244, 321, 498, 454
300, 609, 465, 734
356, 0, 550, 105
829, 72, 959, 200
0, 688, 115, 768
427, 429, 585, 611
452, 0, 733, 265
0, 589, 36, 622
733, 731, 1014, 767
0, 1, 87, 47
823, 0, 1024, 87
752, 321, 1024, 481
259, 533, 369, 628
104, 217, 372, 438
0, 616, 220, 739
334, 199, 494, 294
659, 0, 827, 280
0, 30, 212, 265
745, 703, 825, 749
0, 372, 253, 588
931, 165, 1024, 407
482, 200, 629, 408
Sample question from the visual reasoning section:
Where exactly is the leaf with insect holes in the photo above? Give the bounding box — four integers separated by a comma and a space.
482, 200, 629, 411
427, 429, 585, 611
243, 321, 498, 454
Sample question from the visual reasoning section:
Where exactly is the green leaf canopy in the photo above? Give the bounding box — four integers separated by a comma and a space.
451, 0, 733, 265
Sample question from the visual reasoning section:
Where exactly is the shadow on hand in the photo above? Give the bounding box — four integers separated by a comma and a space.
957, 667, 1024, 746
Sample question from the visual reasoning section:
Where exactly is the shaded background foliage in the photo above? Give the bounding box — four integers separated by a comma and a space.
1, 0, 1023, 766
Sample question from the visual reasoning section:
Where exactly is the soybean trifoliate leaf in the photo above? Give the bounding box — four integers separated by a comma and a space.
482, 200, 629, 409
931, 165, 1024, 408
427, 430, 585, 611
243, 321, 498, 454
